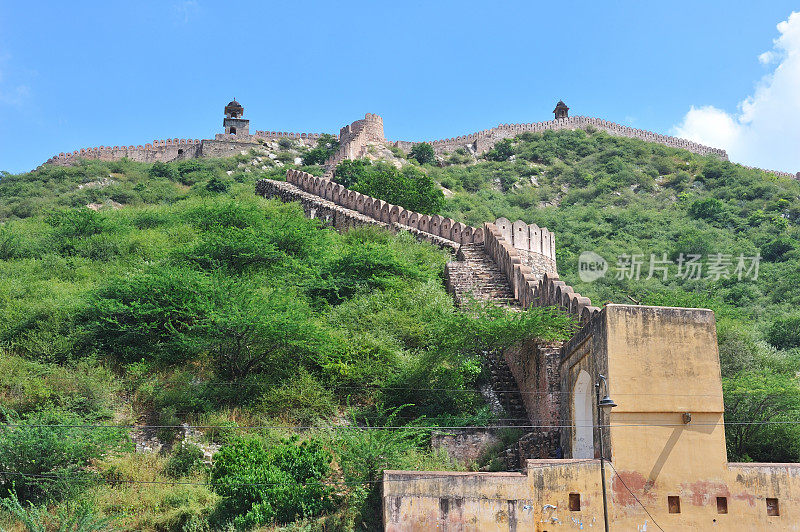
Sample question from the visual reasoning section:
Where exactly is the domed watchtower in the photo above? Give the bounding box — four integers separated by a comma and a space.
553, 100, 569, 120
223, 99, 249, 136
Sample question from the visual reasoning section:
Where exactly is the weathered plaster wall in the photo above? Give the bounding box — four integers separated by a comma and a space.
383, 469, 533, 532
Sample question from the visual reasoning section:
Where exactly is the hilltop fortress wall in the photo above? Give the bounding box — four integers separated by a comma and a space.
395, 115, 730, 159
46, 138, 203, 166
43, 102, 800, 179
46, 132, 328, 167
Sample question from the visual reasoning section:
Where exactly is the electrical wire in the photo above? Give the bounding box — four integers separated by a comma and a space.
4, 420, 800, 430
606, 461, 665, 532
0, 461, 595, 490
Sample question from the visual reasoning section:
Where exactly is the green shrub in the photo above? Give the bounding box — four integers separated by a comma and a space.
210, 436, 336, 528
165, 443, 207, 478
204, 176, 230, 193
485, 139, 514, 161
259, 370, 337, 424
303, 134, 340, 166
409, 143, 435, 165
0, 410, 127, 504
688, 197, 730, 224
766, 314, 800, 350
1, 492, 115, 532
332, 159, 371, 188
343, 161, 444, 214
761, 237, 795, 262
150, 161, 178, 180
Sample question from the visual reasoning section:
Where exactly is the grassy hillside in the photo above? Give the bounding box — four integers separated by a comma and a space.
0, 150, 570, 530
2, 129, 800, 529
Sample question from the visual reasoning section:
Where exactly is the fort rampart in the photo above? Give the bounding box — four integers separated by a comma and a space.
322, 113, 384, 177
46, 131, 329, 167
395, 115, 730, 160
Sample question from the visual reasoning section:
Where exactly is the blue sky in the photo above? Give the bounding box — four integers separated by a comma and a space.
1, 1, 799, 173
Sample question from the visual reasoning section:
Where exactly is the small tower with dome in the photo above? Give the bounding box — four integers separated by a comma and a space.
553, 100, 569, 120
223, 99, 249, 136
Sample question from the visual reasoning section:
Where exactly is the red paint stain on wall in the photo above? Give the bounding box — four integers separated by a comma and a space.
612, 471, 654, 507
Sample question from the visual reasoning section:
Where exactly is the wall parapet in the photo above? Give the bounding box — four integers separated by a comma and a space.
45, 138, 202, 165
284, 168, 491, 246
483, 222, 600, 325
414, 115, 729, 160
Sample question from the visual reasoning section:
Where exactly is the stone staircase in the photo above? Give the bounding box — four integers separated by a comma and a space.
442, 242, 566, 469
445, 243, 519, 308
484, 351, 528, 422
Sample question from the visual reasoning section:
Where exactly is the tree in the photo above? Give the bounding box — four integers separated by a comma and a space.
766, 314, 800, 350
345, 161, 445, 214
193, 282, 329, 381
302, 134, 340, 166
333, 159, 371, 188
409, 143, 435, 165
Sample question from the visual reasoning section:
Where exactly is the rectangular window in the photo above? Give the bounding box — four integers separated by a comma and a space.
766, 498, 779, 516
668, 496, 681, 514
569, 493, 581, 511
716, 496, 728, 514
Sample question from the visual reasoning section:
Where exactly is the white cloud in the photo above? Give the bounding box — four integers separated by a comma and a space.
758, 51, 776, 64
673, 11, 800, 173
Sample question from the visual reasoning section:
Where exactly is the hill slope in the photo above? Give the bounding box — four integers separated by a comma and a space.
1, 129, 800, 528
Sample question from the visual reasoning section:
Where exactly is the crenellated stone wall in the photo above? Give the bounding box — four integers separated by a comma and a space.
282, 168, 489, 246
44, 108, 799, 179
397, 115, 730, 160
482, 221, 597, 323
46, 138, 203, 166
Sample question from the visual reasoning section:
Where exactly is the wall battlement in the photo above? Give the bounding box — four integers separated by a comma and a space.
395, 115, 729, 160
281, 169, 557, 275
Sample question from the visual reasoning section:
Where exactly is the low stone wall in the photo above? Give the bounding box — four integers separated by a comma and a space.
430, 429, 502, 464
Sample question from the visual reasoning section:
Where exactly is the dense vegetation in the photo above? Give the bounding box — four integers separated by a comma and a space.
0, 143, 570, 530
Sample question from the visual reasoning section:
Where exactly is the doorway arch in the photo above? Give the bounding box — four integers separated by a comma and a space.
572, 370, 594, 459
